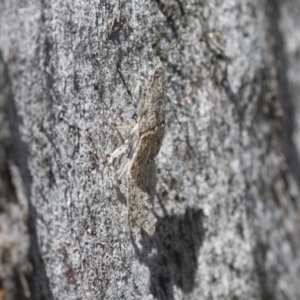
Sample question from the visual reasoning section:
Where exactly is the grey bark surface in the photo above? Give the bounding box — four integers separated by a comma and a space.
0, 0, 300, 299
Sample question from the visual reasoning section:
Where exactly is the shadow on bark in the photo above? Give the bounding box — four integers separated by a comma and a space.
1, 50, 54, 300
133, 207, 204, 300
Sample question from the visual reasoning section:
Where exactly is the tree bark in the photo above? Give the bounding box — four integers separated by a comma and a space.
0, 0, 300, 299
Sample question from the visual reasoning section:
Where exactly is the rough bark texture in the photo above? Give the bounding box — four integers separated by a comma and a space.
0, 0, 300, 299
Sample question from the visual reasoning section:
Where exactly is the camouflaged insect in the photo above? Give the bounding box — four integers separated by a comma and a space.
109, 66, 167, 235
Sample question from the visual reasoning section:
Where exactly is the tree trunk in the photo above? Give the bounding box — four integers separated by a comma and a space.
0, 0, 300, 299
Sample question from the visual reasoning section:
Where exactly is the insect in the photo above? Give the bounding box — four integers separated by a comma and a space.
109, 66, 167, 235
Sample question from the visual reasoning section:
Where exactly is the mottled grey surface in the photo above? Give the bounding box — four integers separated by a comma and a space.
0, 50, 31, 300
273, 0, 300, 188
0, 0, 299, 299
